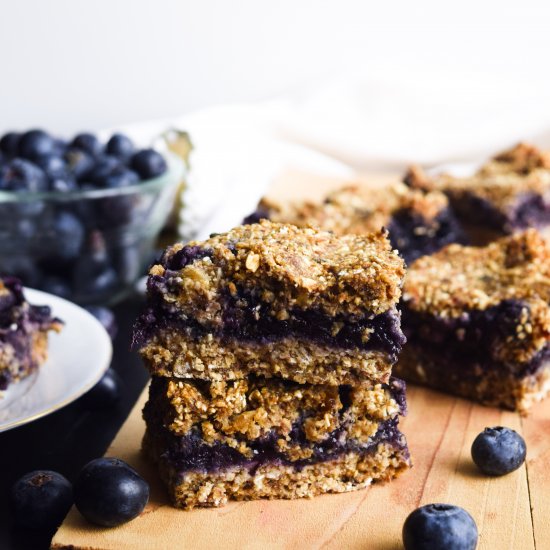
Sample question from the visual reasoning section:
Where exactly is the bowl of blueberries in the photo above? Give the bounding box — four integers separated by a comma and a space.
0, 129, 183, 304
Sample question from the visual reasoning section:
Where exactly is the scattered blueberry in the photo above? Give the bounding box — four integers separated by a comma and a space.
10, 470, 73, 530
130, 149, 167, 179
0, 159, 48, 192
74, 457, 149, 527
18, 129, 56, 161
471, 426, 526, 476
85, 306, 117, 339
403, 504, 478, 550
106, 133, 134, 159
0, 132, 21, 157
71, 132, 103, 157
81, 368, 122, 409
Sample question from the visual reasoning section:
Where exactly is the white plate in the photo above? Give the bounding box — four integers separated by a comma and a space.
0, 288, 113, 432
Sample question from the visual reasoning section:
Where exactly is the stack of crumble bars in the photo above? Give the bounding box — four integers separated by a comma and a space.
135, 220, 411, 509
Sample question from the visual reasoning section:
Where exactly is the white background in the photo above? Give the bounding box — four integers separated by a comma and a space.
2, 0, 550, 135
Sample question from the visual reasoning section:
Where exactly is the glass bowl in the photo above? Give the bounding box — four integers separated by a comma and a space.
0, 153, 184, 305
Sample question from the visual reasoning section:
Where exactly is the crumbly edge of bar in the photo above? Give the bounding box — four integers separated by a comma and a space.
394, 344, 550, 413
145, 377, 402, 458
404, 229, 550, 320
143, 432, 410, 509
405, 143, 550, 214
150, 220, 405, 320
140, 331, 393, 385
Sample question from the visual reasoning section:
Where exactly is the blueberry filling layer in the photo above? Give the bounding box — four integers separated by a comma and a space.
450, 192, 550, 233
135, 302, 405, 360
403, 298, 548, 376
147, 416, 407, 475
388, 208, 467, 264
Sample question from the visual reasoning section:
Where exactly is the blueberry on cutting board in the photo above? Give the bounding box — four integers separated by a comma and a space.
74, 458, 149, 527
10, 470, 73, 530
471, 426, 526, 476
403, 504, 478, 550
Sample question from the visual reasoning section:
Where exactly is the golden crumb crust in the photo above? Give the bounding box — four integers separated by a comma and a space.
151, 220, 405, 320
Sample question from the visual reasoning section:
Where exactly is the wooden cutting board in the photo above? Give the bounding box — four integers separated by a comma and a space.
52, 169, 550, 550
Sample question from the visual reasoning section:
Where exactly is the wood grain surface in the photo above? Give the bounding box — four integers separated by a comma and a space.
52, 169, 549, 549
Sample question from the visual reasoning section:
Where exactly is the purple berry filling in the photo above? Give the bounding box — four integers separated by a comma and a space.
402, 298, 548, 377
450, 192, 550, 233
149, 416, 407, 475
388, 207, 467, 264
135, 302, 405, 361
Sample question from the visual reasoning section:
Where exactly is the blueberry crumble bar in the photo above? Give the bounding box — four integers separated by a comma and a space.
135, 221, 410, 508
394, 230, 550, 412
135, 220, 406, 386
142, 376, 409, 509
404, 143, 550, 244
0, 276, 62, 391
244, 182, 466, 263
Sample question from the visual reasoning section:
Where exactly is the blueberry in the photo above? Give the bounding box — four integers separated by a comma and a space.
71, 133, 103, 157
36, 154, 67, 177
74, 457, 149, 527
403, 504, 478, 550
0, 158, 48, 192
41, 276, 72, 299
65, 148, 95, 181
18, 129, 56, 161
49, 176, 78, 192
85, 306, 117, 338
86, 155, 122, 186
130, 149, 167, 179
0, 132, 21, 157
10, 470, 73, 530
106, 133, 134, 159
471, 426, 526, 476
101, 168, 139, 189
52, 211, 85, 260
81, 368, 121, 409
